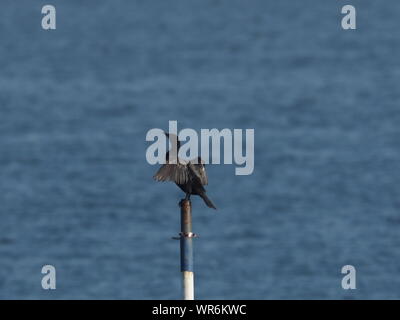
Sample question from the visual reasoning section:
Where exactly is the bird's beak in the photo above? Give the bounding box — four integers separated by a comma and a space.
164, 132, 169, 138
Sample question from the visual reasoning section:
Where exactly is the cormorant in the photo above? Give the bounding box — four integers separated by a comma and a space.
153, 133, 217, 209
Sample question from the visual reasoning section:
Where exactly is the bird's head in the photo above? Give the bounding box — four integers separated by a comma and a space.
164, 132, 181, 152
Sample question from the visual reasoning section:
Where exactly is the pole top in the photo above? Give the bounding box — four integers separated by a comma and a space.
179, 199, 191, 211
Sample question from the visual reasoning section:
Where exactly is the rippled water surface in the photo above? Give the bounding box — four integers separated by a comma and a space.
0, 0, 400, 299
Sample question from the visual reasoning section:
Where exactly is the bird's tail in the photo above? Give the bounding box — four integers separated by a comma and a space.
200, 193, 217, 210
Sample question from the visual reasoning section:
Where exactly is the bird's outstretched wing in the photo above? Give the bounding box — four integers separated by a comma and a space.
188, 157, 208, 185
153, 162, 190, 185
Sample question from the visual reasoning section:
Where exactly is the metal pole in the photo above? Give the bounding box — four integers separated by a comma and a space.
179, 199, 195, 300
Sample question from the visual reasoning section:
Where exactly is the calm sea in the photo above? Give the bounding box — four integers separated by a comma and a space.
0, 0, 399, 299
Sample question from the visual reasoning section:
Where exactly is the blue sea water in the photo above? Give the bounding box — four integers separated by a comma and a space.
0, 0, 400, 299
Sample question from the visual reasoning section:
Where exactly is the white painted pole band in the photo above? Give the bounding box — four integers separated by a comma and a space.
182, 271, 194, 300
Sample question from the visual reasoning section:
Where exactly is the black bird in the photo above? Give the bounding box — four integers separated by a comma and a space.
153, 133, 217, 209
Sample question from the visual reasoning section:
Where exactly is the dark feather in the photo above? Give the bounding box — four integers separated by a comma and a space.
153, 163, 190, 185
188, 158, 208, 185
